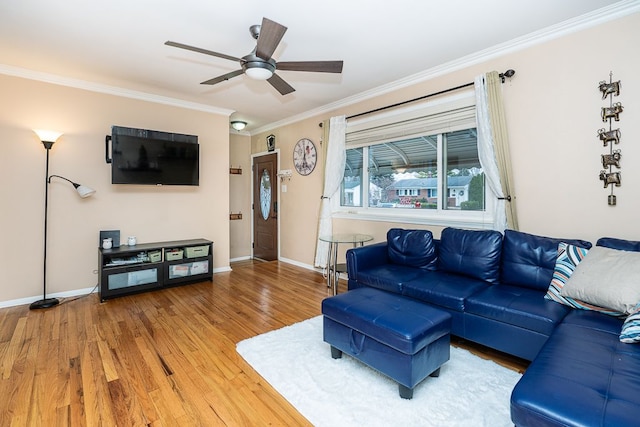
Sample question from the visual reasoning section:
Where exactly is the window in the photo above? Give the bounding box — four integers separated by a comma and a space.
396, 189, 419, 197
342, 147, 363, 207
339, 91, 489, 226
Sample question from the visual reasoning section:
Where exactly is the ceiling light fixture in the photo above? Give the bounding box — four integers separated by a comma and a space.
245, 67, 273, 80
243, 57, 275, 80
231, 121, 248, 131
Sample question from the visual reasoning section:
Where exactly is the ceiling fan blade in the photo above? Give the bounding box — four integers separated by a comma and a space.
255, 18, 287, 60
277, 60, 344, 73
165, 41, 241, 63
200, 69, 244, 85
267, 73, 295, 95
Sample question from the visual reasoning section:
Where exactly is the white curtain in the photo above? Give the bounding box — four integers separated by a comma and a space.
475, 72, 518, 231
314, 115, 346, 268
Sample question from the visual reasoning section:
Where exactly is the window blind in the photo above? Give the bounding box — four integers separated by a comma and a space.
346, 91, 476, 147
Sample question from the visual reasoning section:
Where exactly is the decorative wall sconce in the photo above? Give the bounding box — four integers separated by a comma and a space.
597, 72, 623, 206
32, 130, 96, 309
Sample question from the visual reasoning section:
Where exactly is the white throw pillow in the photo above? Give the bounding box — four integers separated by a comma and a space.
561, 246, 640, 315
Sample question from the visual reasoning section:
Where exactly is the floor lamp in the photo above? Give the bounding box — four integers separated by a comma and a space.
30, 130, 96, 310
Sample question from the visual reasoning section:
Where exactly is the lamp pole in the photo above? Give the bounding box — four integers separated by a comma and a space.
31, 140, 59, 309
30, 130, 94, 310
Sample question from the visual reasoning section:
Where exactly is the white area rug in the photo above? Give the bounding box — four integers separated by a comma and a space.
237, 316, 522, 427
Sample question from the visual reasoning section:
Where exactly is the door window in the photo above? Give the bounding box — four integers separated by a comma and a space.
259, 169, 271, 221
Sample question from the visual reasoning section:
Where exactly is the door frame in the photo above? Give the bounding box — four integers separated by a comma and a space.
251, 149, 281, 260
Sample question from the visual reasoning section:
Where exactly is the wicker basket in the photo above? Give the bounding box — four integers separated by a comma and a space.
165, 250, 184, 261
185, 245, 209, 259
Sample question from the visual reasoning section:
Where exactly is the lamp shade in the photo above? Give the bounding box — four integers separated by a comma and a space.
34, 129, 63, 143
48, 175, 96, 198
231, 121, 247, 131
76, 185, 96, 198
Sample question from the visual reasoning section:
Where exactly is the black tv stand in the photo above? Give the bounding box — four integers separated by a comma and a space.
98, 238, 213, 301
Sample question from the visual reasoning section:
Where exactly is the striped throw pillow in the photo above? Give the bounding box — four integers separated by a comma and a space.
545, 242, 624, 316
620, 303, 640, 343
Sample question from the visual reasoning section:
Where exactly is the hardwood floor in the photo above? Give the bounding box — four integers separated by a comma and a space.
0, 260, 527, 426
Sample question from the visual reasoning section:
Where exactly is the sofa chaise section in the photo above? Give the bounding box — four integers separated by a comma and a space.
511, 309, 640, 426
510, 237, 640, 426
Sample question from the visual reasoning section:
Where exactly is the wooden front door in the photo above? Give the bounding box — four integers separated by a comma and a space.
253, 153, 278, 261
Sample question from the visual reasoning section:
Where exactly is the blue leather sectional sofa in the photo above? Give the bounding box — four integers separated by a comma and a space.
346, 227, 640, 426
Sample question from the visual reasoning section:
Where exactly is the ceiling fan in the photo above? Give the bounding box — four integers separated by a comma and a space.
165, 17, 344, 95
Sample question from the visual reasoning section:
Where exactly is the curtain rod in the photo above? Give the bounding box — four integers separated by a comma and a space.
341, 69, 515, 122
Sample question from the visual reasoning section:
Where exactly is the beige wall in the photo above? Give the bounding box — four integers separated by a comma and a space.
229, 132, 252, 260
249, 12, 640, 267
0, 75, 231, 305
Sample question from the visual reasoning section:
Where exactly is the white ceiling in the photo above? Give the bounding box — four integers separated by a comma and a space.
0, 0, 634, 133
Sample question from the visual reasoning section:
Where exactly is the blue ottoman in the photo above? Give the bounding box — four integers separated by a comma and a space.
322, 287, 451, 399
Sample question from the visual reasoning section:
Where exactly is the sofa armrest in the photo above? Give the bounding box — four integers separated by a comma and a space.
346, 242, 389, 281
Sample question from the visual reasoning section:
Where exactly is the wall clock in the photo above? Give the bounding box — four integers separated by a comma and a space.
293, 138, 317, 176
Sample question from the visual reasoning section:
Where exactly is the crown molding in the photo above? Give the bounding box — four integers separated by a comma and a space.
251, 0, 640, 135
0, 63, 234, 116
3, 1, 637, 133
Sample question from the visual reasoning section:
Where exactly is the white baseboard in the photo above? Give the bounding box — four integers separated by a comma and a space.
0, 260, 341, 308
278, 257, 320, 272
0, 266, 234, 308
0, 285, 99, 309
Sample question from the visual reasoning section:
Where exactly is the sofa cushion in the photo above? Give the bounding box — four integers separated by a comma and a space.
437, 227, 503, 284
544, 243, 624, 317
560, 306, 624, 333
355, 264, 423, 294
402, 270, 489, 312
561, 246, 640, 315
597, 236, 640, 252
466, 284, 570, 336
501, 229, 591, 292
386, 228, 437, 270
620, 303, 640, 343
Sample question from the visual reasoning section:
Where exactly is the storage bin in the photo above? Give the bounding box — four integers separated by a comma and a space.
169, 264, 190, 277
190, 261, 209, 275
185, 245, 209, 258
166, 249, 184, 261
148, 251, 162, 262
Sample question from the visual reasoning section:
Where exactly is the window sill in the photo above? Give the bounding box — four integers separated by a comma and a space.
333, 208, 494, 230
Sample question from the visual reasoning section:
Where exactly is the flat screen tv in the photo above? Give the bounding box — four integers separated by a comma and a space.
109, 126, 199, 186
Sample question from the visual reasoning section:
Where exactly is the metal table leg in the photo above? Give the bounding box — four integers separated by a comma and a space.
330, 241, 339, 295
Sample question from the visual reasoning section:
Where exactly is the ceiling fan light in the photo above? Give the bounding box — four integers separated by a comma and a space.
231, 121, 247, 131
245, 67, 273, 80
